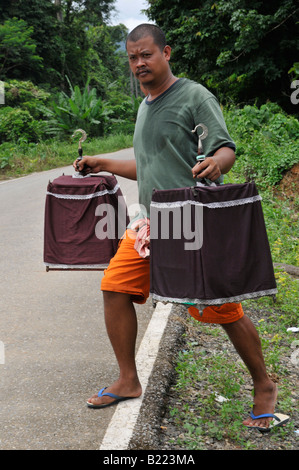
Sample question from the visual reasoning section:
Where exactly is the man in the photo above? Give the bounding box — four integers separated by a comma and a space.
74, 24, 279, 431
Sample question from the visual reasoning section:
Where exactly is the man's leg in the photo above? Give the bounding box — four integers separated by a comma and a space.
87, 229, 150, 407
87, 291, 142, 407
221, 315, 277, 429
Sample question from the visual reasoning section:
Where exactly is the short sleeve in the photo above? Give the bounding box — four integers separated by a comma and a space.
193, 96, 235, 157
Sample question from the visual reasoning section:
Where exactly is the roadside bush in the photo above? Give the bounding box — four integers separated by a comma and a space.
43, 77, 141, 139
4, 80, 50, 120
0, 107, 45, 143
0, 80, 51, 144
0, 142, 13, 169
43, 77, 109, 138
224, 103, 299, 189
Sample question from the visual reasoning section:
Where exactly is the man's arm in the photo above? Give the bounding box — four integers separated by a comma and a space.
191, 146, 236, 181
73, 155, 137, 180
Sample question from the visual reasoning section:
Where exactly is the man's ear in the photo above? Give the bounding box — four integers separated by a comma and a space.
163, 45, 172, 61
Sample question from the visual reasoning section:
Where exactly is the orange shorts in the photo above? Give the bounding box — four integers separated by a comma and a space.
101, 229, 150, 304
101, 229, 244, 324
188, 303, 244, 324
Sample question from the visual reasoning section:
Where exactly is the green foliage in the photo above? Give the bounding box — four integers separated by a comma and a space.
146, 0, 299, 112
62, 0, 115, 26
0, 0, 62, 85
289, 62, 299, 80
0, 107, 44, 143
43, 76, 142, 139
223, 102, 299, 188
0, 133, 133, 175
0, 76, 140, 146
0, 17, 43, 80
0, 3, 136, 141
4, 79, 50, 119
0, 80, 51, 144
85, 24, 128, 98
0, 0, 121, 90
104, 88, 142, 135
43, 78, 109, 138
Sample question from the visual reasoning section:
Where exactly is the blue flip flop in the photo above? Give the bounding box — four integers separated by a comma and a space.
86, 387, 137, 409
245, 411, 290, 433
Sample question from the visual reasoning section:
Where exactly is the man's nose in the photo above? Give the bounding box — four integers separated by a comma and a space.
136, 56, 146, 67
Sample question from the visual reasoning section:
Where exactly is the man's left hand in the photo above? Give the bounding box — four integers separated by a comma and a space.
191, 157, 221, 181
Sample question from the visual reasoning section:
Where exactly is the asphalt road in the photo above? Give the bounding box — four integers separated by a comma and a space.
0, 149, 157, 450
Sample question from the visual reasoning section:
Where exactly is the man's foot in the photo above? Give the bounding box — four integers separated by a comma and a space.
243, 380, 278, 430
87, 379, 142, 408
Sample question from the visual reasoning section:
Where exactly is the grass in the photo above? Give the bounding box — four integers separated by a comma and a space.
169, 357, 292, 449
168, 338, 251, 449
0, 133, 133, 179
166, 300, 298, 450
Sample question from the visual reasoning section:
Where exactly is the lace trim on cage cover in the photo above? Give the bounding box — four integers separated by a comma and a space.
150, 194, 262, 210
44, 262, 108, 269
46, 183, 120, 200
151, 288, 277, 306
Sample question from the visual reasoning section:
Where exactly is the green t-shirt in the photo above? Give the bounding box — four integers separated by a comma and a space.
133, 78, 235, 218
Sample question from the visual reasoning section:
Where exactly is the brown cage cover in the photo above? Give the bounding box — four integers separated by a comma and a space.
150, 182, 277, 306
44, 174, 129, 270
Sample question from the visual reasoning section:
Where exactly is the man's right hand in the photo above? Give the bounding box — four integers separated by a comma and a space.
72, 155, 137, 180
73, 156, 103, 174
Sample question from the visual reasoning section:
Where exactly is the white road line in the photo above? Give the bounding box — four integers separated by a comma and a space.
99, 302, 172, 450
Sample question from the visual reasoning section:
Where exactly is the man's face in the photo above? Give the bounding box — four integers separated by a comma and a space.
126, 35, 171, 88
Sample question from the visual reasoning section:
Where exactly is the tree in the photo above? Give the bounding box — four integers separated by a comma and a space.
85, 24, 130, 96
63, 0, 116, 26
0, 0, 67, 86
146, 0, 299, 112
0, 0, 117, 90
0, 18, 43, 80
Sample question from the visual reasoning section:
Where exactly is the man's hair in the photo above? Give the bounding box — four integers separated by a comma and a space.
126, 24, 167, 51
